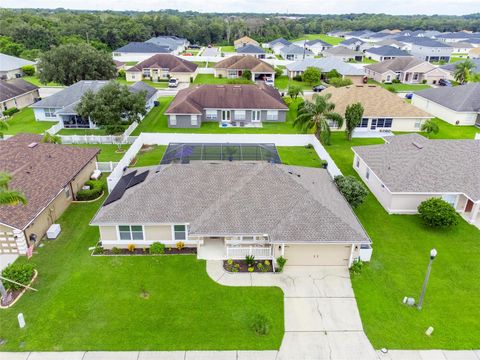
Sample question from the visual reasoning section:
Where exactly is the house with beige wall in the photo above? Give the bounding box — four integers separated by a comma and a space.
0, 53, 36, 80
213, 55, 275, 81
0, 78, 39, 116
91, 162, 372, 267
0, 134, 99, 255
285, 58, 365, 84
125, 54, 198, 83
352, 134, 480, 228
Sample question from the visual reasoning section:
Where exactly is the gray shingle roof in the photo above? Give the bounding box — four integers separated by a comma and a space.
129, 81, 158, 102
0, 53, 35, 72
340, 38, 365, 46
323, 46, 363, 56
414, 83, 480, 112
268, 38, 291, 47
306, 39, 331, 47
91, 163, 370, 244
353, 134, 480, 201
0, 78, 38, 102
280, 44, 313, 55
285, 58, 364, 76
440, 59, 480, 73
365, 57, 430, 74
365, 45, 410, 57
114, 42, 171, 53
393, 36, 452, 48
236, 44, 265, 54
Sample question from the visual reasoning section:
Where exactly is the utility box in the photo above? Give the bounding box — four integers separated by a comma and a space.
46, 224, 61, 239
359, 244, 373, 262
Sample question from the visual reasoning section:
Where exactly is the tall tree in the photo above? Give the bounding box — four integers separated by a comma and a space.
302, 67, 322, 85
0, 172, 27, 206
287, 85, 303, 100
454, 59, 475, 84
294, 93, 343, 144
38, 43, 116, 86
344, 102, 364, 141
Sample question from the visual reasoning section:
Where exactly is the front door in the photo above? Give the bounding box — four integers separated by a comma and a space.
465, 199, 474, 213
252, 110, 261, 122
222, 110, 231, 122
370, 119, 377, 130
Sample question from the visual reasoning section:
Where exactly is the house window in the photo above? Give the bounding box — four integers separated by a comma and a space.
384, 118, 393, 128
235, 110, 246, 120
266, 110, 278, 120
413, 73, 419, 81
414, 120, 422, 129
366, 168, 370, 180
227, 69, 237, 78
357, 118, 369, 128
64, 186, 71, 199
191, 115, 198, 126
206, 110, 217, 120
143, 69, 150, 77
174, 225, 186, 241
377, 118, 385, 128
119, 225, 144, 241
356, 157, 360, 168
170, 115, 177, 126
44, 108, 56, 118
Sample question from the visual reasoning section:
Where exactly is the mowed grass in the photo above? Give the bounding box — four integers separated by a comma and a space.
275, 75, 317, 90
368, 79, 431, 92
23, 75, 63, 87
192, 74, 253, 85
395, 118, 480, 139
325, 132, 480, 349
0, 188, 284, 351
132, 145, 167, 167
290, 34, 343, 46
3, 108, 57, 135
68, 144, 131, 162
116, 78, 169, 88
220, 45, 235, 52
57, 128, 109, 135
277, 146, 323, 167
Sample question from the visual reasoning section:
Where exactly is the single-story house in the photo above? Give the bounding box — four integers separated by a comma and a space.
352, 134, 480, 227
364, 57, 449, 85
128, 81, 158, 109
0, 53, 36, 80
305, 39, 332, 55
344, 30, 374, 40
322, 46, 364, 62
266, 38, 291, 54
338, 38, 367, 52
234, 36, 259, 50
279, 44, 314, 60
90, 162, 371, 266
364, 45, 411, 62
146, 36, 189, 54
469, 47, 480, 59
306, 85, 432, 132
112, 42, 172, 62
125, 54, 198, 83
0, 79, 40, 116
285, 58, 365, 84
0, 134, 99, 255
213, 55, 275, 81
412, 83, 480, 126
31, 80, 157, 129
440, 59, 480, 80
394, 37, 453, 63
451, 42, 474, 54
165, 84, 288, 128
236, 44, 266, 59
372, 39, 409, 50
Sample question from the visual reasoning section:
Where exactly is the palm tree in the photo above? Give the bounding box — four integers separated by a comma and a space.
421, 119, 439, 138
453, 60, 475, 84
42, 132, 62, 144
0, 172, 27, 206
293, 93, 344, 144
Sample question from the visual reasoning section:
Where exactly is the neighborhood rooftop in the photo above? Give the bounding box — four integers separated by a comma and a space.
0, 53, 35, 72
236, 44, 265, 54
114, 42, 171, 53
126, 54, 198, 73
414, 83, 480, 112
365, 45, 410, 56
0, 78, 38, 102
285, 58, 364, 76
365, 56, 427, 73
214, 55, 274, 72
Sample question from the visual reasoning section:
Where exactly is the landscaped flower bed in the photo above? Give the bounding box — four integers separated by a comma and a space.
223, 259, 274, 273
92, 241, 197, 256
0, 264, 37, 308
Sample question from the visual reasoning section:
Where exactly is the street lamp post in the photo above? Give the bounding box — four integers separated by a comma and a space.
417, 249, 437, 310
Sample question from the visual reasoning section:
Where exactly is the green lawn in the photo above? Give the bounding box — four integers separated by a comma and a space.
275, 75, 316, 90
220, 45, 235, 52
277, 146, 323, 167
125, 61, 138, 66
395, 118, 480, 139
324, 133, 480, 349
23, 76, 63, 87
0, 186, 284, 351
3, 108, 57, 135
68, 144, 131, 162
192, 74, 253, 85
116, 78, 168, 88
353, 58, 377, 64
368, 79, 431, 92
290, 34, 343, 46
132, 145, 167, 167
132, 97, 306, 134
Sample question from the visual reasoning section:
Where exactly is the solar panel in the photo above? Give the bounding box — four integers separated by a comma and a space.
126, 170, 149, 189
104, 171, 137, 206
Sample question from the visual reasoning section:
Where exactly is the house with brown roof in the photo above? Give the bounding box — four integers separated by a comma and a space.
306, 85, 432, 132
234, 36, 259, 50
213, 55, 275, 81
0, 134, 99, 255
126, 54, 198, 83
364, 57, 449, 85
165, 84, 288, 128
0, 78, 39, 117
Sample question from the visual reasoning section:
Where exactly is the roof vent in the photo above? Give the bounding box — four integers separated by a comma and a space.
412, 141, 424, 149
28, 142, 38, 148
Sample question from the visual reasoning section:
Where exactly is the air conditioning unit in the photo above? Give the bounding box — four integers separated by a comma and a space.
46, 224, 61, 240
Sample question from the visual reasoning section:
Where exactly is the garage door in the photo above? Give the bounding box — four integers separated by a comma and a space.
284, 244, 351, 266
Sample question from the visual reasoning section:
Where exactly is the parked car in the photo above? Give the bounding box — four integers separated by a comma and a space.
405, 93, 413, 100
313, 85, 326, 92
264, 78, 274, 87
439, 79, 452, 87
168, 78, 179, 88
189, 45, 201, 49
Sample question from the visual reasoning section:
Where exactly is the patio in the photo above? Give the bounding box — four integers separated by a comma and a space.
197, 237, 274, 260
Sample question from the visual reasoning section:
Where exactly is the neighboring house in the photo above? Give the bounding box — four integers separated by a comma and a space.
267, 38, 291, 54
234, 36, 259, 50
308, 85, 432, 132
0, 53, 35, 80
322, 46, 364, 62
146, 36, 189, 54
129, 81, 159, 109
279, 44, 314, 60
344, 30, 374, 40
236, 44, 266, 59
452, 42, 474, 55
364, 45, 411, 62
352, 134, 480, 227
285, 58, 365, 84
469, 47, 480, 59
305, 39, 332, 55
165, 84, 288, 128
0, 79, 40, 116
364, 57, 449, 85
339, 38, 366, 51
31, 80, 157, 129
436, 32, 478, 43
394, 37, 453, 62
366, 32, 395, 42
213, 55, 275, 81
0, 134, 99, 255
440, 59, 480, 80
412, 83, 480, 126
373, 39, 410, 50
113, 60, 126, 72
112, 42, 172, 62
91, 162, 371, 266
125, 54, 198, 83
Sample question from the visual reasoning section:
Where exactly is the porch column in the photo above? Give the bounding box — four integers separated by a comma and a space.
281, 243, 285, 257
470, 203, 480, 224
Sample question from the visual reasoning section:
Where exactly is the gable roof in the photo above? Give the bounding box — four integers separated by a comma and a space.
0, 53, 35, 72
340, 37, 365, 46
165, 84, 287, 114
126, 54, 198, 73
129, 81, 158, 101
394, 36, 452, 48
414, 83, 480, 112
365, 57, 430, 74
234, 36, 259, 46
91, 163, 370, 244
323, 46, 363, 56
0, 134, 99, 230
146, 36, 187, 49
320, 85, 431, 118
114, 42, 171, 54
268, 38, 291, 47
285, 58, 364, 76
0, 78, 38, 102
214, 55, 274, 73
353, 134, 480, 201
306, 39, 331, 47
236, 44, 265, 54
280, 44, 313, 55
374, 39, 407, 48
365, 45, 410, 57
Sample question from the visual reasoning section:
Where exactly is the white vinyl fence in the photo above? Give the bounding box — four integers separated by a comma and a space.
60, 135, 138, 145
46, 122, 64, 135
107, 136, 144, 192
123, 121, 139, 137
475, 133, 480, 140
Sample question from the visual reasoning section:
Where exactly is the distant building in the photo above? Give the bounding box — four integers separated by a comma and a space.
0, 53, 36, 80
0, 79, 40, 116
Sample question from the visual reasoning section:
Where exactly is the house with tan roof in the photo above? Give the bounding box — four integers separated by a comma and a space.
0, 134, 99, 255
125, 54, 198, 83
364, 57, 449, 85
0, 78, 39, 117
165, 84, 288, 128
234, 36, 259, 50
307, 85, 432, 132
213, 55, 275, 81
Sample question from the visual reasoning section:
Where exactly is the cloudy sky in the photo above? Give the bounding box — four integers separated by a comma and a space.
3, 0, 479, 15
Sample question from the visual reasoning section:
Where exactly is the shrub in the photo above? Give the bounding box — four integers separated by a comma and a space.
386, 85, 396, 92
392, 79, 401, 83
292, 74, 303, 81
149, 242, 165, 254
117, 69, 126, 79
242, 69, 252, 80
276, 256, 287, 271
251, 314, 270, 335
42, 132, 62, 144
274, 67, 284, 78
76, 180, 103, 201
245, 254, 255, 266
2, 107, 19, 117
418, 198, 460, 228
287, 84, 303, 99
350, 259, 364, 275
93, 245, 104, 255
282, 97, 293, 107
21, 64, 35, 76
1, 263, 35, 291
218, 74, 223, 79
329, 77, 353, 88
326, 69, 341, 80
247, 267, 254, 272
305, 143, 313, 149
257, 262, 264, 270
302, 66, 321, 85
176, 241, 185, 250
111, 247, 122, 254
127, 244, 136, 252
334, 175, 369, 208
422, 79, 427, 84
227, 259, 234, 265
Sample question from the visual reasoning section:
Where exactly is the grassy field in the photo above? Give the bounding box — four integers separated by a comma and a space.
23, 76, 63, 87
324, 133, 480, 349
275, 75, 317, 90
192, 74, 254, 85
277, 146, 323, 167
3, 108, 57, 135
395, 118, 480, 139
368, 79, 431, 92
220, 45, 235, 52
291, 34, 343, 46
68, 144, 131, 162
132, 145, 168, 167
353, 58, 377, 64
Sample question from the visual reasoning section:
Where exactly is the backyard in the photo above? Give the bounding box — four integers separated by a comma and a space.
290, 34, 343, 46
69, 144, 132, 162
3, 108, 57, 135
325, 132, 480, 349
274, 75, 317, 90
367, 79, 431, 92
395, 117, 480, 139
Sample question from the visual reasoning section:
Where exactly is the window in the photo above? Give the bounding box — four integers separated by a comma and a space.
356, 157, 360, 168
64, 186, 71, 199
174, 225, 186, 241
170, 115, 177, 126
414, 120, 422, 129
377, 118, 385, 128
366, 168, 370, 180
235, 110, 246, 120
191, 115, 198, 126
143, 69, 150, 77
384, 118, 393, 128
266, 110, 278, 120
206, 110, 217, 120
442, 194, 456, 207
119, 225, 144, 241
413, 73, 419, 81
227, 69, 237, 78
357, 118, 369, 128
44, 108, 56, 118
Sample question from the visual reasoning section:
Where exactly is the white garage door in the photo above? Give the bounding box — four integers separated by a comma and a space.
284, 244, 352, 266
